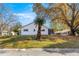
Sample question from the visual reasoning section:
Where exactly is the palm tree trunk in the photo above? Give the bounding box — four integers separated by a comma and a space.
36, 24, 41, 40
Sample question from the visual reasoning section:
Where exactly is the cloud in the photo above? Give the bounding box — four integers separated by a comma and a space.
14, 13, 36, 19
13, 13, 36, 25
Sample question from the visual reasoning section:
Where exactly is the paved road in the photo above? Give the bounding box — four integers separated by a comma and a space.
0, 48, 79, 56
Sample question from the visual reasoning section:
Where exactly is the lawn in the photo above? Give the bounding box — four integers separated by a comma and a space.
0, 35, 79, 48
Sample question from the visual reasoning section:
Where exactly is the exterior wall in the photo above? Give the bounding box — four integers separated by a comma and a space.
21, 23, 48, 35
2, 31, 9, 36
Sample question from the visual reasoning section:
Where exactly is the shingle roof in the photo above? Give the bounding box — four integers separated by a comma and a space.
21, 22, 49, 29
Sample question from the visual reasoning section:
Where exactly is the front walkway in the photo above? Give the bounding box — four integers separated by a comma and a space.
0, 48, 79, 56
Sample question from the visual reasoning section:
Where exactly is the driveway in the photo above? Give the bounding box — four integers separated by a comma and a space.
0, 48, 79, 56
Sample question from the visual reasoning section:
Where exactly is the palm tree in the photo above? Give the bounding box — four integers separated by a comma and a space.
34, 17, 46, 40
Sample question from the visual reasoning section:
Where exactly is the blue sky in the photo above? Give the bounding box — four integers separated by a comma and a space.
4, 3, 33, 13
3, 3, 51, 28
4, 3, 37, 25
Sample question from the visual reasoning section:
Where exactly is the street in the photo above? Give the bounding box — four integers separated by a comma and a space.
0, 48, 79, 56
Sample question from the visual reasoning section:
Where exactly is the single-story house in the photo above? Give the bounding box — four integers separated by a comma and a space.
20, 22, 49, 35
20, 22, 70, 36
1, 31, 17, 36
1, 31, 10, 36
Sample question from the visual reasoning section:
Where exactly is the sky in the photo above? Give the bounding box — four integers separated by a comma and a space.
3, 3, 51, 28
3, 3, 79, 29
4, 3, 36, 25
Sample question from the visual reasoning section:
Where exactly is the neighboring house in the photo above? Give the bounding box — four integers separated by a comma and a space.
1, 31, 10, 36
54, 29, 70, 36
1, 31, 17, 36
20, 22, 49, 35
0, 25, 17, 36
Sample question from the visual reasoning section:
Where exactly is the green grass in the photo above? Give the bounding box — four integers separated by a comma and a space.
0, 35, 79, 48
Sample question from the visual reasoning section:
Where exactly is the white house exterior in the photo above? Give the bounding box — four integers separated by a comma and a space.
20, 22, 48, 35
1, 31, 9, 36
1, 31, 17, 36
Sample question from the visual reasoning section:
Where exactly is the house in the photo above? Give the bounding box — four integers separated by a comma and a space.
20, 22, 49, 35
1, 31, 17, 36
54, 29, 70, 36
1, 31, 10, 36
0, 25, 18, 36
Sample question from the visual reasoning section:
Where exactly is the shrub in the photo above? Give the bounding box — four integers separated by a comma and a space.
10, 35, 36, 41
76, 29, 79, 34
0, 36, 11, 39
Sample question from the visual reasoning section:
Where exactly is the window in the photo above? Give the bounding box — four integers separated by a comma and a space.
34, 29, 35, 31
24, 29, 28, 31
42, 29, 45, 31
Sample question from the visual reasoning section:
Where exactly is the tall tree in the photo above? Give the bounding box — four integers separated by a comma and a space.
53, 3, 79, 35
0, 3, 19, 35
66, 3, 79, 35
33, 4, 66, 30
34, 17, 46, 40
33, 3, 55, 33
33, 3, 79, 36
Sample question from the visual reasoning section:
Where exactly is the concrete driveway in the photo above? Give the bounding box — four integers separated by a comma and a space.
0, 48, 79, 56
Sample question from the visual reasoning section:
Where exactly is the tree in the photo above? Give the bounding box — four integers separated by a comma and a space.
33, 3, 79, 36
52, 3, 79, 36
0, 4, 20, 36
12, 22, 22, 35
33, 3, 66, 32
34, 17, 46, 40
66, 4, 79, 35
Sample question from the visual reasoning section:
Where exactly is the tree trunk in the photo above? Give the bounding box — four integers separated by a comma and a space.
0, 28, 2, 36
70, 28, 75, 36
36, 24, 41, 40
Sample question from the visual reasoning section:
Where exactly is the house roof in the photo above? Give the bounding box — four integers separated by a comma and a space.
20, 22, 49, 29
